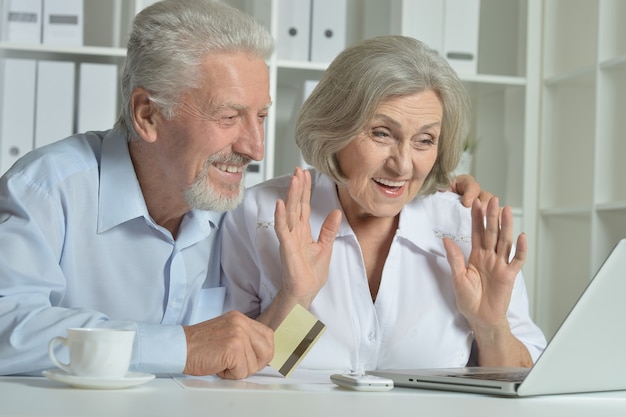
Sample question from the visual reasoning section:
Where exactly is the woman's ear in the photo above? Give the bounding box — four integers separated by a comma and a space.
130, 88, 160, 143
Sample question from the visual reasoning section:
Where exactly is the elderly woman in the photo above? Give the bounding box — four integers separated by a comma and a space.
221, 35, 546, 373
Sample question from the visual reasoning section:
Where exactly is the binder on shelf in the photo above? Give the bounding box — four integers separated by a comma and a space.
310, 0, 346, 63
78, 63, 119, 132
443, 0, 480, 75
1, 0, 42, 44
34, 60, 75, 148
276, 0, 311, 61
275, 79, 318, 176
0, 59, 36, 174
397, 0, 444, 55
42, 0, 83, 46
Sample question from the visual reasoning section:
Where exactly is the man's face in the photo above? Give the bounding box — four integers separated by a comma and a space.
158, 52, 271, 212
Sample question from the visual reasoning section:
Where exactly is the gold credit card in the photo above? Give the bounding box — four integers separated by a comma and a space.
269, 304, 326, 377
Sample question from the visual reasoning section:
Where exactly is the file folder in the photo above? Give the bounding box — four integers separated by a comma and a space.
0, 59, 36, 174
396, 0, 443, 54
277, 0, 311, 61
34, 60, 75, 148
1, 0, 42, 44
275, 79, 318, 176
42, 0, 83, 46
78, 63, 119, 132
443, 0, 480, 75
310, 0, 346, 63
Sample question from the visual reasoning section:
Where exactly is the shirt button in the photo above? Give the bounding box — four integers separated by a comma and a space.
368, 332, 376, 341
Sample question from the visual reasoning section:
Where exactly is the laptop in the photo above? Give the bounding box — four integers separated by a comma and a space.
368, 238, 626, 396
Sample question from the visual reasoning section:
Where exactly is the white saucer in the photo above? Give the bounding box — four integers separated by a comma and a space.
42, 369, 155, 389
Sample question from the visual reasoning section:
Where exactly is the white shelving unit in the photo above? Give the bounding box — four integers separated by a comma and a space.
0, 0, 147, 172
1, 0, 543, 317
535, 0, 626, 338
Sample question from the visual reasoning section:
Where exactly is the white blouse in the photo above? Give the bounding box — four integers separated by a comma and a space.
221, 170, 546, 372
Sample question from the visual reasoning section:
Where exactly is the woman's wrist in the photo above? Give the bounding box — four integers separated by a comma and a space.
471, 320, 533, 367
275, 288, 315, 311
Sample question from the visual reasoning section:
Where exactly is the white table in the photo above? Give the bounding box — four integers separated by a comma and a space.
2, 369, 626, 417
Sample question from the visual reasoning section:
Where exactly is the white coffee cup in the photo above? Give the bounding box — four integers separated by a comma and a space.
48, 328, 135, 379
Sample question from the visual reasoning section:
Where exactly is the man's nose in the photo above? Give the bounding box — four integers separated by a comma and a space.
234, 115, 265, 162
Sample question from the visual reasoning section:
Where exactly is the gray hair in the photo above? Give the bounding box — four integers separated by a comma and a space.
115, 0, 274, 140
296, 35, 470, 195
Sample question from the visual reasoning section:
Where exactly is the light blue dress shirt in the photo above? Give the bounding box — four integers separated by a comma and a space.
0, 130, 225, 376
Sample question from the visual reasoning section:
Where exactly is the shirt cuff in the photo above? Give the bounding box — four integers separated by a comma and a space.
131, 323, 186, 374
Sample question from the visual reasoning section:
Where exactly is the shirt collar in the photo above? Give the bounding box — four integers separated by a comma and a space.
396, 196, 447, 257
98, 130, 148, 233
309, 171, 353, 237
309, 170, 446, 257
97, 130, 223, 237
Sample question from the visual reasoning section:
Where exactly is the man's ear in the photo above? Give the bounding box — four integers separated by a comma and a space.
131, 88, 160, 143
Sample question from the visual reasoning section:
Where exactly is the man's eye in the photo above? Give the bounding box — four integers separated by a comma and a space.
215, 115, 239, 127
222, 114, 239, 122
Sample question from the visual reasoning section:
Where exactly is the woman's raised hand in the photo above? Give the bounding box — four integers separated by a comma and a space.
273, 167, 342, 308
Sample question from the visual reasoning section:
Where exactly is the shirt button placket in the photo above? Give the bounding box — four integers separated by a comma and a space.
162, 248, 186, 324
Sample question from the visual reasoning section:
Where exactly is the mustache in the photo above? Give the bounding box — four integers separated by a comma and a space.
206, 152, 251, 167
203, 152, 252, 172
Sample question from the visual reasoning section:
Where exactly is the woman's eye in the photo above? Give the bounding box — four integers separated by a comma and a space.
370, 128, 393, 141
413, 137, 437, 149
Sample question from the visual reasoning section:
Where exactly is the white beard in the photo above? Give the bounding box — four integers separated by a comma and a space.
184, 153, 248, 212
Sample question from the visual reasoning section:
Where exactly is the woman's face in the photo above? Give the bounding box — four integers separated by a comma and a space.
336, 90, 442, 222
